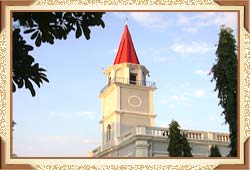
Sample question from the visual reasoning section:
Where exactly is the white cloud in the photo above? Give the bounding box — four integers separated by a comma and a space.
168, 104, 176, 109
137, 47, 175, 63
78, 111, 96, 116
177, 12, 237, 33
177, 15, 190, 25
170, 95, 187, 101
112, 12, 127, 19
213, 12, 237, 29
171, 41, 213, 54
27, 146, 33, 151
113, 12, 237, 33
195, 69, 209, 76
130, 12, 168, 29
168, 92, 192, 103
80, 139, 100, 145
112, 12, 168, 29
45, 135, 67, 144
77, 111, 96, 120
195, 89, 205, 97
182, 27, 198, 33
154, 56, 175, 62
163, 89, 206, 105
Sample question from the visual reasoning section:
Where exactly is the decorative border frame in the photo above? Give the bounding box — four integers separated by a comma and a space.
0, 0, 250, 169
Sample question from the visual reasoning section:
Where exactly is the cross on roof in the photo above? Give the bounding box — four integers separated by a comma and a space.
124, 17, 128, 25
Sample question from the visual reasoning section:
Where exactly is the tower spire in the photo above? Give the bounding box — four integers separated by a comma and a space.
113, 24, 140, 65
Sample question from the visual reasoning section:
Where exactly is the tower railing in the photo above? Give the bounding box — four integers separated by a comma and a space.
100, 77, 156, 94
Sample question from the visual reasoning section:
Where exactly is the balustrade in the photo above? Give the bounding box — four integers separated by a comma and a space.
90, 126, 230, 156
100, 77, 156, 94
216, 134, 229, 142
149, 128, 169, 137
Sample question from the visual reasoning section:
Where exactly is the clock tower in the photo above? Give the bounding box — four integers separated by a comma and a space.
99, 24, 156, 150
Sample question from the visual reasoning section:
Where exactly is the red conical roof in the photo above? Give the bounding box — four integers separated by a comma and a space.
113, 25, 140, 65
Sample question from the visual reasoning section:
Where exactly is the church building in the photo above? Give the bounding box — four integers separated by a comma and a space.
88, 24, 230, 157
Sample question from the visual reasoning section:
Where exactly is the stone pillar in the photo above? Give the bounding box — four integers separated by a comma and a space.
136, 140, 149, 157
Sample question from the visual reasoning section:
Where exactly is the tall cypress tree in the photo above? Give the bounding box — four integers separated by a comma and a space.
209, 145, 222, 157
167, 120, 192, 157
168, 120, 182, 156
210, 25, 237, 156
182, 133, 192, 157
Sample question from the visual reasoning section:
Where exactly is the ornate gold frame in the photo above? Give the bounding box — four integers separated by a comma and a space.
0, 0, 249, 169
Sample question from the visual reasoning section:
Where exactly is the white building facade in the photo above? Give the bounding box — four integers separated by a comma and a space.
88, 24, 230, 157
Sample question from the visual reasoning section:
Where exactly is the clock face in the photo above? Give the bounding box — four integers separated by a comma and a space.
128, 95, 142, 107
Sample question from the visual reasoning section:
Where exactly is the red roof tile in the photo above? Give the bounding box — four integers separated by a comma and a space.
113, 25, 140, 65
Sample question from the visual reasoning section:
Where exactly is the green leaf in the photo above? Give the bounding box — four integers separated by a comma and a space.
23, 28, 36, 34
75, 24, 82, 38
25, 79, 36, 97
31, 31, 39, 40
33, 63, 39, 68
30, 77, 41, 88
13, 12, 106, 97
35, 36, 42, 47
40, 76, 49, 82
100, 20, 105, 28
82, 26, 90, 40
38, 68, 46, 72
12, 82, 16, 92
26, 45, 34, 51
210, 25, 237, 157
17, 79, 24, 88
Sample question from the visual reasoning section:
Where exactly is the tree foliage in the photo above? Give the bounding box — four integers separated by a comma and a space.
13, 29, 49, 96
210, 25, 237, 157
209, 145, 222, 157
182, 133, 192, 157
12, 12, 105, 96
168, 120, 182, 156
167, 120, 192, 157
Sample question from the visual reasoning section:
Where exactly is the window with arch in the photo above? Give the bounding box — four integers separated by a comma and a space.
106, 124, 111, 142
108, 76, 111, 85
129, 68, 137, 85
129, 73, 137, 85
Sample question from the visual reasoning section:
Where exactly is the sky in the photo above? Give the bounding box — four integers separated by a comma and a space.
13, 12, 238, 157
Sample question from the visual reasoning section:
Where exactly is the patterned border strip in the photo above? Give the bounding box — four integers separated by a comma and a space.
244, 30, 250, 138
36, 0, 216, 6
35, 164, 215, 170
0, 31, 7, 140
0, 0, 249, 169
